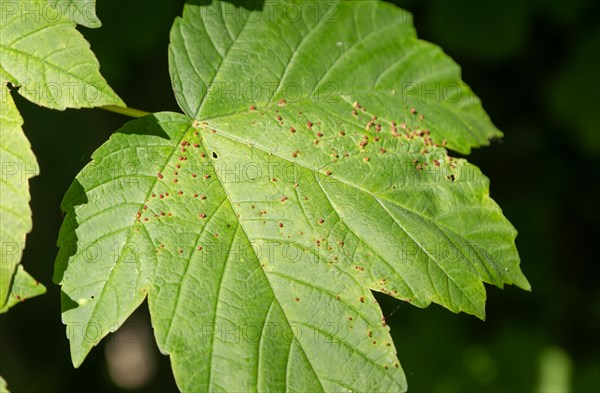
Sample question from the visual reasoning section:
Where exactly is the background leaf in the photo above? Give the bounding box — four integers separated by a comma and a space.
0, 265, 46, 314
0, 89, 42, 310
0, 0, 123, 109
0, 0, 120, 312
49, 0, 101, 29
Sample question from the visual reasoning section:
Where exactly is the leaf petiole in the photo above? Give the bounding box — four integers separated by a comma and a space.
101, 105, 151, 118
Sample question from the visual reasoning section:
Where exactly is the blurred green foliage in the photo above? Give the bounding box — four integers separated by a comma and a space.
0, 0, 598, 391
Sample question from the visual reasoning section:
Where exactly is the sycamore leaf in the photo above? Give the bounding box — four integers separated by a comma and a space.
0, 0, 119, 310
49, 0, 101, 28
56, 1, 529, 391
0, 0, 123, 109
0, 265, 46, 314
0, 89, 44, 310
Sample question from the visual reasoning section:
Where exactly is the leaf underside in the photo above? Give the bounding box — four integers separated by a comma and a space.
55, 1, 529, 392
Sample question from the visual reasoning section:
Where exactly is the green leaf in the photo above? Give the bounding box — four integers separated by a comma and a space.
0, 375, 8, 393
0, 0, 118, 310
56, 1, 529, 391
49, 0, 101, 28
169, 0, 500, 154
0, 265, 46, 314
0, 89, 43, 309
0, 0, 123, 109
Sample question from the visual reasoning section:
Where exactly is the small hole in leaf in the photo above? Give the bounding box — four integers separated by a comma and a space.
212, 152, 218, 159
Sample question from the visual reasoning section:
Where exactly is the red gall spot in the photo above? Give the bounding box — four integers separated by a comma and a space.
348, 316, 353, 321
290, 127, 296, 134
192, 173, 197, 178
160, 212, 165, 216
179, 156, 185, 161
159, 194, 164, 199
181, 148, 186, 153
372, 340, 377, 345
372, 116, 377, 120
193, 193, 198, 198
157, 173, 164, 179
359, 141, 368, 148
275, 110, 279, 113
317, 132, 323, 138
276, 115, 282, 121
364, 157, 370, 162
294, 297, 300, 302
210, 129, 216, 134
362, 107, 366, 112
151, 193, 156, 198
352, 110, 358, 116
197, 246, 203, 251
279, 223, 284, 228
200, 152, 206, 158
174, 178, 178, 183
178, 191, 183, 195
325, 170, 332, 176
293, 182, 299, 188
307, 121, 313, 129
318, 218, 324, 224
315, 240, 321, 246
160, 244, 165, 248
271, 177, 278, 182
433, 160, 440, 167
368, 330, 373, 337
250, 105, 256, 111
174, 171, 178, 176
178, 249, 183, 254
410, 107, 417, 114
144, 217, 148, 221
168, 213, 172, 217
335, 295, 341, 300
260, 210, 267, 215
143, 205, 148, 210
204, 174, 211, 179
313, 139, 319, 145
339, 131, 345, 136
374, 136, 381, 142
281, 196, 288, 202
194, 143, 199, 148
193, 130, 199, 136
200, 195, 207, 200
199, 213, 206, 218
419, 114, 425, 120
165, 192, 170, 197
380, 148, 387, 154
154, 214, 158, 218
291, 150, 300, 158
359, 297, 365, 303
176, 164, 181, 169
214, 233, 219, 238
278, 98, 287, 106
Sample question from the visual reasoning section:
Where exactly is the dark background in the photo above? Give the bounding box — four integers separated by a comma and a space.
1, 0, 598, 391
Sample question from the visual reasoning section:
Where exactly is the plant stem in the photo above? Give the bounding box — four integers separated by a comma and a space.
101, 105, 151, 118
